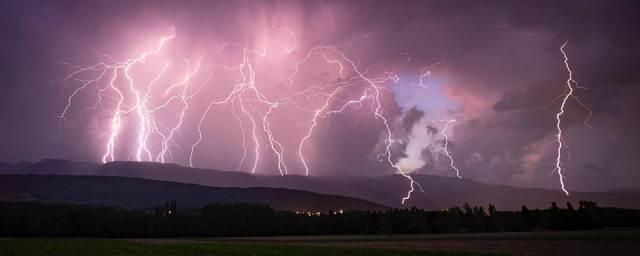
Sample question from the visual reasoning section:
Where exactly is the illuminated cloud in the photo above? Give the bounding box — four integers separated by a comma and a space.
1, 0, 639, 192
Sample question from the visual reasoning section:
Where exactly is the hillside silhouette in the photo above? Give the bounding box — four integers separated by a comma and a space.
2, 159, 640, 210
0, 174, 387, 211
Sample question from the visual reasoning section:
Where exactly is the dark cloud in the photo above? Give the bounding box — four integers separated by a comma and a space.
1, 0, 639, 191
402, 107, 424, 131
584, 163, 608, 174
426, 125, 438, 137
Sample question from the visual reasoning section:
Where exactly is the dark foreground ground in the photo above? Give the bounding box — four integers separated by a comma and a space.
2, 230, 638, 256
0, 239, 500, 256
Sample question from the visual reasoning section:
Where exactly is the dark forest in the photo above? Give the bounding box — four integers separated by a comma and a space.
2, 201, 638, 237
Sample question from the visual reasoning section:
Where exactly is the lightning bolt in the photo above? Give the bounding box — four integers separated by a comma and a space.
58, 28, 432, 204
439, 119, 462, 179
156, 59, 203, 163
58, 29, 206, 164
552, 41, 593, 196
187, 41, 291, 175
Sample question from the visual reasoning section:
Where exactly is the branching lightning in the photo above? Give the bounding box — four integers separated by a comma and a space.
55, 28, 460, 204
552, 41, 593, 196
440, 119, 462, 179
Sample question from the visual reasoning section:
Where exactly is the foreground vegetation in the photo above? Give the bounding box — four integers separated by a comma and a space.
1, 201, 639, 237
0, 238, 504, 256
3, 231, 639, 256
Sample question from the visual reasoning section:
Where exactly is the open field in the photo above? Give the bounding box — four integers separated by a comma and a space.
2, 230, 639, 256
211, 230, 640, 256
0, 238, 501, 256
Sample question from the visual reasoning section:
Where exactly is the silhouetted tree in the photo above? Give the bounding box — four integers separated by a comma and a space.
0, 201, 637, 237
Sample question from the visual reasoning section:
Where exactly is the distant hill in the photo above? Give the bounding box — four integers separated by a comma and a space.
0, 174, 387, 212
2, 159, 640, 210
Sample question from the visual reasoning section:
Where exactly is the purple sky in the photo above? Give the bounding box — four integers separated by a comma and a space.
1, 0, 639, 192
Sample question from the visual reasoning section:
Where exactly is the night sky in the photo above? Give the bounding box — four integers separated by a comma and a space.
1, 0, 639, 192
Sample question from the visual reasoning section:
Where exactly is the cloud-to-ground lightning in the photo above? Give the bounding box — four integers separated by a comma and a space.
56, 28, 459, 204
551, 41, 593, 196
58, 30, 181, 164
440, 119, 462, 179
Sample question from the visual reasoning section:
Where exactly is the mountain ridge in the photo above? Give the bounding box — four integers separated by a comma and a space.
2, 159, 639, 210
0, 174, 387, 211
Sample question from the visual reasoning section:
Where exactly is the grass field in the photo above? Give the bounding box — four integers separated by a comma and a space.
2, 230, 639, 256
217, 230, 640, 256
0, 238, 502, 256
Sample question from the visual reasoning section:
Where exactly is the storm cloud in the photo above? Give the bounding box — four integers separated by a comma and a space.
1, 0, 639, 192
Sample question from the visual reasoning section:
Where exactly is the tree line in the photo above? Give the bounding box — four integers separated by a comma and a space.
0, 201, 638, 237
